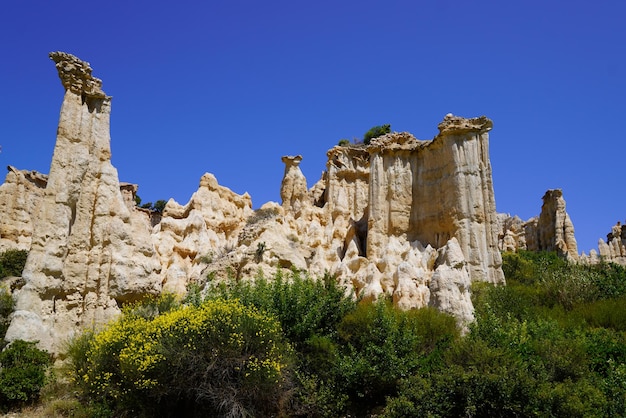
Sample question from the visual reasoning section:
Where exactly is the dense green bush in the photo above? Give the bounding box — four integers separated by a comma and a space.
206, 270, 356, 348
0, 249, 28, 278
363, 124, 391, 145
0, 340, 50, 411
334, 300, 459, 415
502, 251, 626, 309
69, 299, 293, 417
0, 287, 14, 343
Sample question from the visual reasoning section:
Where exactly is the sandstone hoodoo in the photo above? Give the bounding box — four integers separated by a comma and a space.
3, 52, 510, 353
597, 221, 626, 265
4, 52, 162, 353
498, 188, 579, 262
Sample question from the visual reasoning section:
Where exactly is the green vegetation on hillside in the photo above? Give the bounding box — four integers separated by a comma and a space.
3, 252, 626, 416
0, 340, 50, 413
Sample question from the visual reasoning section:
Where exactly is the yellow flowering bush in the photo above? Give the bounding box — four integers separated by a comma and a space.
70, 299, 292, 417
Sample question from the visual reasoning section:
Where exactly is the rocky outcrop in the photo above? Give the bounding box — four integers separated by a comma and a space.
5, 52, 162, 354
366, 116, 503, 284
498, 189, 579, 261
597, 221, 626, 265
152, 173, 253, 294
197, 115, 505, 328
280, 155, 309, 217
4, 53, 511, 346
0, 167, 48, 251
0, 167, 145, 253
535, 190, 578, 260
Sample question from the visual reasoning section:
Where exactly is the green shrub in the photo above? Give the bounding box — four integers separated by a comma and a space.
207, 270, 356, 349
573, 296, 626, 331
363, 124, 391, 145
0, 249, 28, 278
139, 199, 167, 213
0, 340, 50, 411
502, 251, 626, 310
69, 299, 292, 417
337, 138, 350, 146
0, 287, 15, 342
334, 300, 459, 414
122, 292, 180, 320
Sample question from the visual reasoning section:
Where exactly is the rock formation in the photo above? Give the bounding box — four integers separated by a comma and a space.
152, 173, 253, 294
196, 115, 505, 329
597, 221, 626, 265
3, 53, 512, 352
5, 52, 162, 353
498, 189, 579, 261
0, 167, 48, 252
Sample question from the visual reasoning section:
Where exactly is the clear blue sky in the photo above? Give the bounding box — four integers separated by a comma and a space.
1, 0, 625, 254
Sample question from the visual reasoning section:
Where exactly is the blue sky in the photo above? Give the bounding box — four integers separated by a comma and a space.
1, 0, 625, 254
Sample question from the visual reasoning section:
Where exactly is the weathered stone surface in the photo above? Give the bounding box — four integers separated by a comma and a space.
49, 51, 107, 99
596, 221, 626, 265
153, 173, 253, 293
429, 238, 474, 332
0, 167, 47, 251
3, 52, 510, 340
5, 52, 161, 354
186, 115, 502, 327
496, 213, 527, 252
498, 189, 579, 261
367, 115, 503, 285
536, 190, 578, 261
280, 155, 308, 217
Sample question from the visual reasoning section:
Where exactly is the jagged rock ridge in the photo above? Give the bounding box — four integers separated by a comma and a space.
2, 53, 511, 352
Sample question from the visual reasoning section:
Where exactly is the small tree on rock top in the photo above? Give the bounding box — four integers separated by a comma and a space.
363, 124, 391, 145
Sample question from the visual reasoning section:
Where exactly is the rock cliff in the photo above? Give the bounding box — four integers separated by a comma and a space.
3, 53, 511, 352
498, 189, 579, 261
597, 221, 626, 265
196, 115, 505, 329
0, 167, 47, 252
5, 52, 162, 353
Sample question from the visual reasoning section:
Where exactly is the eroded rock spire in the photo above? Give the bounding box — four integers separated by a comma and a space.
5, 53, 161, 354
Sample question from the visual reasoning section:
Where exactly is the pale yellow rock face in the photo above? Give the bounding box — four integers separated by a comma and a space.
536, 189, 579, 261
180, 115, 503, 326
153, 173, 253, 293
0, 167, 47, 251
280, 155, 308, 217
498, 189, 579, 262
429, 238, 474, 332
5, 52, 162, 354
366, 116, 504, 285
597, 222, 626, 265
2, 52, 510, 339
221, 115, 504, 325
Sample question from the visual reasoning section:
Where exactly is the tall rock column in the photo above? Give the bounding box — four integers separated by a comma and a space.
535, 189, 579, 261
5, 52, 161, 354
280, 155, 309, 217
366, 116, 504, 284
424, 115, 504, 283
